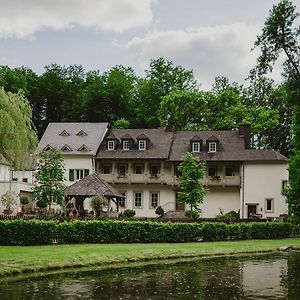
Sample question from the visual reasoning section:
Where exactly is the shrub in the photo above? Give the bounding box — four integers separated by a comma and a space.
36, 199, 48, 208
216, 210, 240, 223
122, 209, 136, 218
20, 196, 29, 205
155, 206, 164, 217
185, 210, 200, 220
91, 196, 108, 217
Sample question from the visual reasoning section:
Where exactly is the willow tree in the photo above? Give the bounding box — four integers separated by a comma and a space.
0, 88, 37, 168
251, 0, 300, 217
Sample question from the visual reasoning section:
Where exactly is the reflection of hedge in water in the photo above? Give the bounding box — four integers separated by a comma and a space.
0, 220, 298, 245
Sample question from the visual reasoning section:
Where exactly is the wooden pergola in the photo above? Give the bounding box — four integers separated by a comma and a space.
66, 173, 125, 215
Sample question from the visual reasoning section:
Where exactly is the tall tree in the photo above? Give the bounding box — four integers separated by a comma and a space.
33, 148, 65, 209
0, 88, 37, 168
251, 0, 300, 216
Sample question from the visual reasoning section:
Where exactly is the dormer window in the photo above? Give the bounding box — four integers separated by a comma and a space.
123, 140, 130, 150
76, 130, 87, 136
107, 140, 115, 150
208, 142, 217, 153
192, 142, 201, 153
43, 144, 52, 151
139, 140, 146, 150
59, 130, 70, 136
61, 144, 72, 152
77, 144, 90, 152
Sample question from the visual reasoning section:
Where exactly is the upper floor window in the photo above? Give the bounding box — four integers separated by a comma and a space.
150, 164, 160, 176
123, 140, 130, 150
225, 166, 235, 176
208, 166, 217, 177
208, 142, 217, 153
139, 140, 146, 150
282, 180, 288, 192
192, 142, 200, 153
69, 169, 89, 181
107, 140, 115, 150
101, 163, 112, 174
22, 178, 28, 183
134, 164, 144, 174
118, 164, 128, 176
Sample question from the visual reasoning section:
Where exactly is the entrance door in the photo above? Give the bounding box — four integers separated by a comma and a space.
247, 205, 257, 218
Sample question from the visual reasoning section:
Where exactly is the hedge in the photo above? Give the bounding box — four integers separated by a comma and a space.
0, 220, 299, 245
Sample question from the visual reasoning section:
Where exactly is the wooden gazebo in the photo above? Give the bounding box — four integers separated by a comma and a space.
66, 173, 125, 215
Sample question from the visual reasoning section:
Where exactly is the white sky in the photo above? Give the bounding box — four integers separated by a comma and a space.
0, 0, 299, 90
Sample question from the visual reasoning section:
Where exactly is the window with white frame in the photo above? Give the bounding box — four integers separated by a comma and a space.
192, 142, 200, 153
107, 140, 115, 150
208, 142, 217, 153
265, 198, 274, 212
119, 192, 126, 208
134, 192, 143, 208
282, 180, 288, 192
123, 140, 130, 150
138, 140, 146, 150
150, 192, 159, 208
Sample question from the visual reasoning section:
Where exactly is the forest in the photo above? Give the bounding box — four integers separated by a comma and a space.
0, 58, 293, 157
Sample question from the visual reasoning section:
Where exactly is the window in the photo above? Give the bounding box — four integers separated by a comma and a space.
150, 164, 160, 176
123, 140, 130, 150
134, 164, 144, 174
192, 142, 200, 153
134, 192, 143, 208
76, 130, 87, 136
12, 177, 18, 182
225, 166, 235, 176
208, 142, 217, 153
282, 180, 288, 192
107, 140, 115, 150
150, 192, 159, 209
265, 198, 274, 212
175, 165, 181, 177
22, 178, 28, 183
69, 169, 89, 181
119, 192, 126, 208
118, 164, 128, 176
208, 166, 217, 177
101, 164, 112, 174
139, 140, 146, 150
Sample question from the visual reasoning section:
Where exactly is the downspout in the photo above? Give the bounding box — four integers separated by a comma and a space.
241, 163, 245, 219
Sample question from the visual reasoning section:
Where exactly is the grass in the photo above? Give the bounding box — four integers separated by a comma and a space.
0, 238, 300, 277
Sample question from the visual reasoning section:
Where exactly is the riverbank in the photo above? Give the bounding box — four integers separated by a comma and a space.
1, 238, 300, 277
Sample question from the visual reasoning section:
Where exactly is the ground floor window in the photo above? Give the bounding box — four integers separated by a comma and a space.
119, 192, 126, 208
150, 192, 159, 208
134, 192, 143, 208
265, 198, 274, 212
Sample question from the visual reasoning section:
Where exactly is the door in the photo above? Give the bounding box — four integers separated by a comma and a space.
247, 205, 257, 218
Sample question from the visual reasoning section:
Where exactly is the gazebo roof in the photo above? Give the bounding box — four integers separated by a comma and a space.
66, 173, 124, 198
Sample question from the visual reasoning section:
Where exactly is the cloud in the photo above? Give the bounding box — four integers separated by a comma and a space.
123, 23, 272, 89
0, 0, 153, 38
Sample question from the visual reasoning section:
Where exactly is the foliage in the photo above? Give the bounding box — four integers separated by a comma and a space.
155, 206, 164, 217
33, 148, 65, 208
121, 209, 136, 218
177, 153, 207, 211
0, 220, 297, 245
91, 196, 108, 217
184, 210, 200, 220
20, 196, 29, 205
112, 118, 130, 129
0, 192, 17, 211
216, 210, 240, 223
36, 199, 48, 208
0, 88, 37, 168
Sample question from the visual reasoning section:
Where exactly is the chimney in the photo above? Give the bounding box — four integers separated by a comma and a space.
239, 125, 251, 149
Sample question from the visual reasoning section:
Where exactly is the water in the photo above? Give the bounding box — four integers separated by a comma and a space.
0, 252, 299, 299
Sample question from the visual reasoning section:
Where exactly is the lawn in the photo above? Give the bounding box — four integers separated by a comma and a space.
0, 238, 299, 277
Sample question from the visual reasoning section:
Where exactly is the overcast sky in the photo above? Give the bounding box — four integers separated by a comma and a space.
1, 0, 299, 90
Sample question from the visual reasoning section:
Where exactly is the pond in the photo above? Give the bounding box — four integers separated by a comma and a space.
0, 252, 299, 299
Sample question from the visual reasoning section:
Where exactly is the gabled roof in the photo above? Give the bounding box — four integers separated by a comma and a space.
136, 133, 150, 140
97, 129, 173, 159
66, 173, 124, 198
190, 135, 202, 141
207, 135, 219, 141
39, 123, 109, 156
121, 133, 134, 140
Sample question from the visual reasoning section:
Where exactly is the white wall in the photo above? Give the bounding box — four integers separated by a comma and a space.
64, 155, 94, 186
201, 188, 240, 218
0, 164, 10, 181
242, 163, 288, 218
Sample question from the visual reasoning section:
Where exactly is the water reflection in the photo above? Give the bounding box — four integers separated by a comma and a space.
0, 252, 299, 299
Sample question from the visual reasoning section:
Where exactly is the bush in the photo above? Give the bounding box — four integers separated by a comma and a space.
185, 210, 200, 220
20, 196, 29, 205
122, 209, 136, 218
91, 196, 108, 217
155, 206, 164, 217
36, 199, 48, 208
216, 210, 240, 223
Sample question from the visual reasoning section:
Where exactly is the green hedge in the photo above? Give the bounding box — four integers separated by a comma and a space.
0, 220, 298, 245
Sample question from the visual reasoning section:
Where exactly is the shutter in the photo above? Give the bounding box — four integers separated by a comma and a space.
69, 169, 75, 181
84, 169, 90, 177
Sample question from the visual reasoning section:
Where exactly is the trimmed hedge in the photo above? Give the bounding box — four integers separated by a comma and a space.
0, 220, 299, 245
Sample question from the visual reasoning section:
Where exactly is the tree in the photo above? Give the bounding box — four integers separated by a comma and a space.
177, 153, 207, 212
0, 88, 37, 168
33, 148, 65, 209
251, 0, 300, 216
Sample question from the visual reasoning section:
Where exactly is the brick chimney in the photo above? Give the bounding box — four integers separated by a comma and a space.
239, 125, 251, 149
